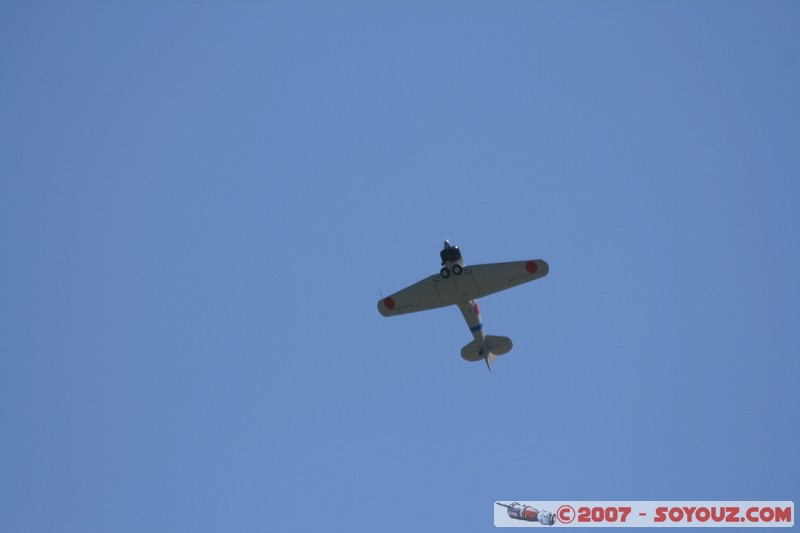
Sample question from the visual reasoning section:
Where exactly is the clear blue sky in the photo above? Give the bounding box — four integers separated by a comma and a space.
1, 2, 798, 532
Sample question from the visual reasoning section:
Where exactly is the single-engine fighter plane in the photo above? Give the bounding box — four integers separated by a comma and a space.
377, 241, 549, 370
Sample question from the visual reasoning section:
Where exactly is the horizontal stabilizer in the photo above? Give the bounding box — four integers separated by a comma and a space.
460, 335, 513, 362
461, 340, 484, 362
485, 335, 512, 356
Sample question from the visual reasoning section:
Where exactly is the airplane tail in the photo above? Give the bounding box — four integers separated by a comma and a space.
460, 335, 513, 370
484, 351, 496, 371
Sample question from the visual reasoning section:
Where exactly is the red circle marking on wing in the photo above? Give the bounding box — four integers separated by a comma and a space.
525, 260, 538, 273
384, 297, 396, 310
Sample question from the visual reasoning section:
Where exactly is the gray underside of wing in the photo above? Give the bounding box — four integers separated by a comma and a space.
378, 274, 469, 316
466, 260, 549, 299
377, 259, 548, 317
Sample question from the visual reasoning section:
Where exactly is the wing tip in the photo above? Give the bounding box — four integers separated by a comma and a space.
526, 259, 549, 277
377, 296, 396, 317
537, 259, 549, 276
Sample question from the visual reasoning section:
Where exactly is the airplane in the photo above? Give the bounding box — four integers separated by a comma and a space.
376, 241, 549, 370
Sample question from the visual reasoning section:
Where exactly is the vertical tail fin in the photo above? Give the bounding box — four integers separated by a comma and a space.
485, 351, 496, 370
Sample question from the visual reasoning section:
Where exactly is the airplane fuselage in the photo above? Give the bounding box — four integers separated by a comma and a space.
457, 299, 485, 350
440, 247, 487, 350
439, 243, 498, 368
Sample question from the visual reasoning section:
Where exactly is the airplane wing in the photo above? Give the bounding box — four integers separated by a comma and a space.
465, 260, 549, 299
377, 259, 548, 317
377, 274, 455, 317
